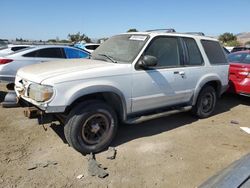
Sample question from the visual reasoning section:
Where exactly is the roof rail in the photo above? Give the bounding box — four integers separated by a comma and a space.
146, 28, 176, 33
184, 32, 205, 36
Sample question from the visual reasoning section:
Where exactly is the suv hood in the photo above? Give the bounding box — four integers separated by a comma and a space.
17, 58, 126, 84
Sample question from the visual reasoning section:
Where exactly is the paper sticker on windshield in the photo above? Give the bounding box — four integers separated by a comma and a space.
129, 35, 147, 41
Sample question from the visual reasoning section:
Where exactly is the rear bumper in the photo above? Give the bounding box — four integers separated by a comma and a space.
1, 91, 32, 108
229, 78, 250, 96
0, 75, 15, 83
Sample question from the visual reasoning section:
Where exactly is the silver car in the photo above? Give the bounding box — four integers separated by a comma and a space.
0, 44, 32, 56
0, 45, 89, 83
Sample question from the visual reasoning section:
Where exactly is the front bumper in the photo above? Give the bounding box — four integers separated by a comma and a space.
15, 77, 67, 113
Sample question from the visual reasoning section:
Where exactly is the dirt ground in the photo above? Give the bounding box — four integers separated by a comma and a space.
0, 83, 249, 188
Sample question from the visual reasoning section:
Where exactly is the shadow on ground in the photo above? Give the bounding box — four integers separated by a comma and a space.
112, 94, 250, 147
50, 123, 68, 144
48, 94, 250, 149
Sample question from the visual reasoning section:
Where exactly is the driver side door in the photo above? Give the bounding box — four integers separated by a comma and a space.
131, 36, 189, 113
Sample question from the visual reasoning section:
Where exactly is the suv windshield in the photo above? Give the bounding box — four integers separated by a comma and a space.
91, 34, 149, 63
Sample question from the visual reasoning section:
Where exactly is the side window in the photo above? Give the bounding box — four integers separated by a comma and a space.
227, 53, 245, 62
23, 50, 38, 57
201, 40, 228, 64
85, 45, 99, 50
64, 48, 89, 59
144, 37, 180, 67
11, 46, 28, 52
36, 48, 64, 58
183, 38, 203, 66
242, 54, 250, 64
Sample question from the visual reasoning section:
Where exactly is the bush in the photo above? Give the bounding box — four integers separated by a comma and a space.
226, 40, 241, 46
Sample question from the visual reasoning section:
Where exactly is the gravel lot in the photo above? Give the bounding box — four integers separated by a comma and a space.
0, 83, 249, 188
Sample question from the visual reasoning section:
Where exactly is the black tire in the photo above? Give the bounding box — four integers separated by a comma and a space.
64, 100, 118, 154
192, 86, 217, 118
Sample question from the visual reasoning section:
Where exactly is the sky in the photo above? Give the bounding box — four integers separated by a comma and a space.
1, 0, 250, 40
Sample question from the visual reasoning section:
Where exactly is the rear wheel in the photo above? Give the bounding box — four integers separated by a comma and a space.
192, 86, 217, 118
64, 100, 118, 154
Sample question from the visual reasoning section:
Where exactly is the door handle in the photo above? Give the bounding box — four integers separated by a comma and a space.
173, 71, 185, 76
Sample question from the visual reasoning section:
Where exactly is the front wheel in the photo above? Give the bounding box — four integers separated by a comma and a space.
64, 101, 118, 154
192, 86, 217, 118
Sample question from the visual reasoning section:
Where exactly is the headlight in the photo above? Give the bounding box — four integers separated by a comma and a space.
28, 83, 54, 102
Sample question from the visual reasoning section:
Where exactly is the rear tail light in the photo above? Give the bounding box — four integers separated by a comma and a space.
239, 71, 250, 78
0, 59, 13, 64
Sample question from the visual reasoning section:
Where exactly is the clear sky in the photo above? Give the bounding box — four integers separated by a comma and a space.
1, 0, 250, 40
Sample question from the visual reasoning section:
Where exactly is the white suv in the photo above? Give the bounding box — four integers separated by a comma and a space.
15, 31, 229, 154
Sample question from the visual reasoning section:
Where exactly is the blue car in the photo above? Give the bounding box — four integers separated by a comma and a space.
74, 43, 100, 53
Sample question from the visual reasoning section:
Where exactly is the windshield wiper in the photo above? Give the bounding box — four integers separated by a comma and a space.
98, 53, 117, 63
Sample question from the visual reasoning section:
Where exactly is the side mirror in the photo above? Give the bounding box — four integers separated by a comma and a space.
138, 55, 158, 69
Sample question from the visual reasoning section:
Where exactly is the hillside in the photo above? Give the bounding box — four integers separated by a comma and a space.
237, 32, 250, 44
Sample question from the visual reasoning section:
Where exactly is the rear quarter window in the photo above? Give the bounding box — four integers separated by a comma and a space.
85, 45, 99, 50
201, 40, 228, 64
183, 37, 203, 66
11, 46, 28, 52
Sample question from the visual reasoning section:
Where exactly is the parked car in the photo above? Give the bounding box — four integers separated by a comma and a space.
0, 40, 8, 50
225, 46, 234, 53
223, 47, 230, 55
227, 50, 250, 96
74, 43, 100, 53
15, 31, 229, 154
0, 44, 32, 56
0, 45, 89, 83
231, 46, 250, 53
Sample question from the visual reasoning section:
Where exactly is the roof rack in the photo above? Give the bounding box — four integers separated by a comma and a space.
145, 29, 206, 36
184, 32, 205, 36
146, 28, 176, 33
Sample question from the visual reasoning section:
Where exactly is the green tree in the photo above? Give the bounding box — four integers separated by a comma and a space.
226, 40, 240, 47
218, 32, 237, 43
60, 39, 70, 43
127, 28, 138, 32
68, 32, 92, 43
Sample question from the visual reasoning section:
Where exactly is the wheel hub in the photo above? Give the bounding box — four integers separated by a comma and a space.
91, 123, 100, 134
203, 98, 209, 106
81, 113, 110, 145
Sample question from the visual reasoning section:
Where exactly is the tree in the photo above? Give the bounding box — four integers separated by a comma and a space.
68, 32, 92, 43
127, 28, 138, 32
60, 39, 70, 43
218, 32, 237, 43
226, 40, 240, 47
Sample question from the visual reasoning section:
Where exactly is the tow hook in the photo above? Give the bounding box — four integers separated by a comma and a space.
23, 107, 54, 127
24, 107, 40, 118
